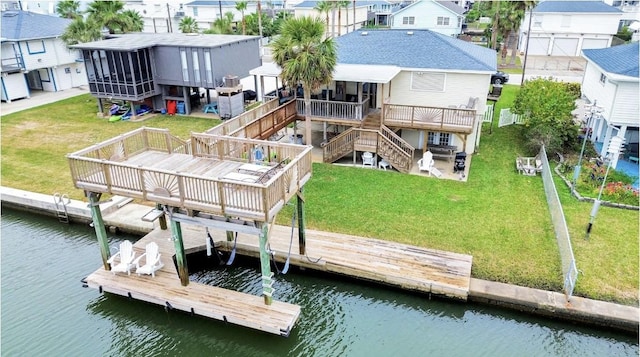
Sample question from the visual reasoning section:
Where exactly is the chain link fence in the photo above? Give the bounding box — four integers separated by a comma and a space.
539, 145, 578, 297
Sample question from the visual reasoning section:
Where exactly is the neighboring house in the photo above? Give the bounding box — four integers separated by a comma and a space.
251, 29, 495, 165
581, 42, 639, 169
1, 10, 87, 103
602, 0, 640, 31
358, 0, 401, 27
519, 1, 622, 56
123, 0, 181, 34
70, 33, 261, 116
182, 1, 259, 31
390, 0, 465, 37
293, 1, 369, 37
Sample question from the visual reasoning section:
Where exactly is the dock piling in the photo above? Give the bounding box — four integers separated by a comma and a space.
87, 191, 111, 271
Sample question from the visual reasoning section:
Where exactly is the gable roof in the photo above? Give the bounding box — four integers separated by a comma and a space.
1, 10, 72, 41
534, 1, 622, 13
436, 1, 466, 15
335, 29, 496, 72
393, 0, 464, 17
582, 42, 639, 79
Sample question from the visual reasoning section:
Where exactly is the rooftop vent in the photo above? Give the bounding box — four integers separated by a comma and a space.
361, 31, 368, 36
407, 31, 414, 35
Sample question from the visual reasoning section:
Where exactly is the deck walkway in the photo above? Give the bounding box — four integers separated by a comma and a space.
85, 225, 301, 336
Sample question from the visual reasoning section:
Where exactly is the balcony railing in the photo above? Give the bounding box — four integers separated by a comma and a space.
383, 104, 476, 134
294, 97, 371, 122
1, 54, 24, 73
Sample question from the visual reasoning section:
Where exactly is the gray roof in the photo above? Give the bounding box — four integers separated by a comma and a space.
534, 1, 622, 13
335, 29, 496, 72
583, 42, 639, 78
436, 1, 465, 15
1, 10, 72, 41
70, 33, 260, 51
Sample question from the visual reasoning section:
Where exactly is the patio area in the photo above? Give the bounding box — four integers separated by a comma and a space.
595, 142, 639, 189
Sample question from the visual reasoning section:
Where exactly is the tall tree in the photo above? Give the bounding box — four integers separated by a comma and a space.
86, 0, 139, 34
204, 12, 235, 34
271, 16, 337, 146
179, 16, 200, 33
337, 1, 350, 36
55, 0, 81, 19
122, 10, 144, 32
236, 1, 248, 35
508, 1, 537, 66
61, 17, 102, 46
314, 0, 332, 38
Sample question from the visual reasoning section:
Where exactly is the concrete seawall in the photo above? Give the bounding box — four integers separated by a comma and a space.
2, 186, 637, 334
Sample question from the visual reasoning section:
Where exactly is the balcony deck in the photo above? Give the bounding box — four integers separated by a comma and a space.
68, 127, 312, 222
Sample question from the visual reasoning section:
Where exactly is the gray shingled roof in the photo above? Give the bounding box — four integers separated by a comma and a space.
534, 1, 622, 13
436, 1, 465, 15
583, 42, 639, 78
1, 10, 72, 41
335, 29, 496, 72
70, 33, 260, 51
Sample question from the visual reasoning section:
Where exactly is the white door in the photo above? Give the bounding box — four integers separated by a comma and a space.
581, 38, 608, 50
527, 37, 550, 55
551, 38, 579, 56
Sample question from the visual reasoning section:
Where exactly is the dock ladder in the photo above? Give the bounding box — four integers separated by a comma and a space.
53, 193, 71, 223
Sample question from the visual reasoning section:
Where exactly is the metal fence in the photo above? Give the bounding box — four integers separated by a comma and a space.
539, 145, 578, 297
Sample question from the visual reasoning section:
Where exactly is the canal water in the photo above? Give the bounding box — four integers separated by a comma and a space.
2, 208, 637, 356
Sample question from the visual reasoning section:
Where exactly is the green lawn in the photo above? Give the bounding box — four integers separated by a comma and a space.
1, 90, 637, 305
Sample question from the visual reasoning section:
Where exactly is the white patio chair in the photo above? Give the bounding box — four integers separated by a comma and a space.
134, 242, 164, 277
418, 151, 442, 178
107, 240, 136, 275
362, 152, 375, 168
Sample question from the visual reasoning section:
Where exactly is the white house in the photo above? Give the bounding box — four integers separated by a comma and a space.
519, 0, 623, 57
581, 42, 639, 169
390, 0, 465, 37
293, 0, 369, 37
181, 0, 259, 31
1, 10, 87, 102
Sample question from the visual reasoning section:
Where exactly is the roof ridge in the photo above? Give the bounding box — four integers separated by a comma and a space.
427, 30, 495, 71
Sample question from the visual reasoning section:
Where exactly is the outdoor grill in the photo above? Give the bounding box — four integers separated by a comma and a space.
453, 151, 467, 174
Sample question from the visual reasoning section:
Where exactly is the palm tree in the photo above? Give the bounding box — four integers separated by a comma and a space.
204, 12, 235, 34
86, 0, 132, 34
122, 10, 144, 32
314, 0, 332, 38
337, 0, 350, 36
507, 1, 537, 66
61, 17, 102, 46
271, 16, 337, 146
55, 0, 81, 19
179, 16, 200, 33
236, 1, 248, 35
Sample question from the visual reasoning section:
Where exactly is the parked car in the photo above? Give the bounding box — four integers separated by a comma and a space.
491, 71, 509, 85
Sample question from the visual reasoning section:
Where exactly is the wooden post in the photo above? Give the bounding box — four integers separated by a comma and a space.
169, 213, 189, 286
156, 203, 167, 230
87, 191, 111, 270
297, 188, 306, 255
258, 222, 274, 305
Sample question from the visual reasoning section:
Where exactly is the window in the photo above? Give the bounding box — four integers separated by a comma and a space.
599, 73, 606, 85
427, 132, 451, 146
402, 16, 415, 25
561, 15, 571, 28
26, 40, 45, 54
437, 17, 450, 26
204, 51, 213, 83
180, 49, 189, 81
193, 6, 198, 16
411, 72, 445, 92
533, 15, 542, 27
192, 51, 200, 82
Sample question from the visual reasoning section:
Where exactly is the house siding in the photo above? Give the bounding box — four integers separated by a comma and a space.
610, 82, 639, 126
390, 1, 462, 37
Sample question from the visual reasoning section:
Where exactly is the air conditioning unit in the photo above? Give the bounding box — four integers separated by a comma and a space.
223, 75, 240, 88
175, 11, 185, 17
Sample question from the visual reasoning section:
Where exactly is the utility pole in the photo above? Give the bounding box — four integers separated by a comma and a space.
166, 3, 173, 33
521, 6, 533, 86
218, 0, 223, 20
257, 0, 263, 38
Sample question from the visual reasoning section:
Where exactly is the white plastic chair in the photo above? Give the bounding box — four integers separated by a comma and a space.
107, 240, 136, 275
362, 152, 375, 168
133, 242, 164, 277
418, 151, 442, 177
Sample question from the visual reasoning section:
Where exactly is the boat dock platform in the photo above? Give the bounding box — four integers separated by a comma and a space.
85, 218, 472, 336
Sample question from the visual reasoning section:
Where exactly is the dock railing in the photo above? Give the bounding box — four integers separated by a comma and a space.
68, 128, 312, 222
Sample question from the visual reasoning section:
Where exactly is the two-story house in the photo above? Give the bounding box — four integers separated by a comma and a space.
71, 33, 261, 116
581, 42, 639, 170
181, 1, 259, 31
519, 0, 623, 57
293, 1, 369, 37
1, 10, 87, 103
390, 0, 465, 37
251, 29, 496, 172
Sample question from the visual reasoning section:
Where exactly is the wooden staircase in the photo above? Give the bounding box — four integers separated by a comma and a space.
322, 124, 415, 173
360, 111, 381, 130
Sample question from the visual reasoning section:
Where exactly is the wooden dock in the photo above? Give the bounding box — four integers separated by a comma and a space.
215, 225, 473, 300
84, 225, 301, 336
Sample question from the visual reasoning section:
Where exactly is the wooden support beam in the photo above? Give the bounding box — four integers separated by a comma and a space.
156, 203, 167, 230
297, 188, 306, 255
87, 191, 111, 270
258, 222, 273, 305
169, 212, 189, 286
170, 212, 261, 235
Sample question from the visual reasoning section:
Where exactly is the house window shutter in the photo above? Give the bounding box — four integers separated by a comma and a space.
411, 72, 445, 92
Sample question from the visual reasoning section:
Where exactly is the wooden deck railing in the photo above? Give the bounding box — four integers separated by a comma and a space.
383, 104, 476, 134
226, 100, 297, 140
296, 97, 370, 122
68, 128, 312, 222
204, 98, 281, 136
